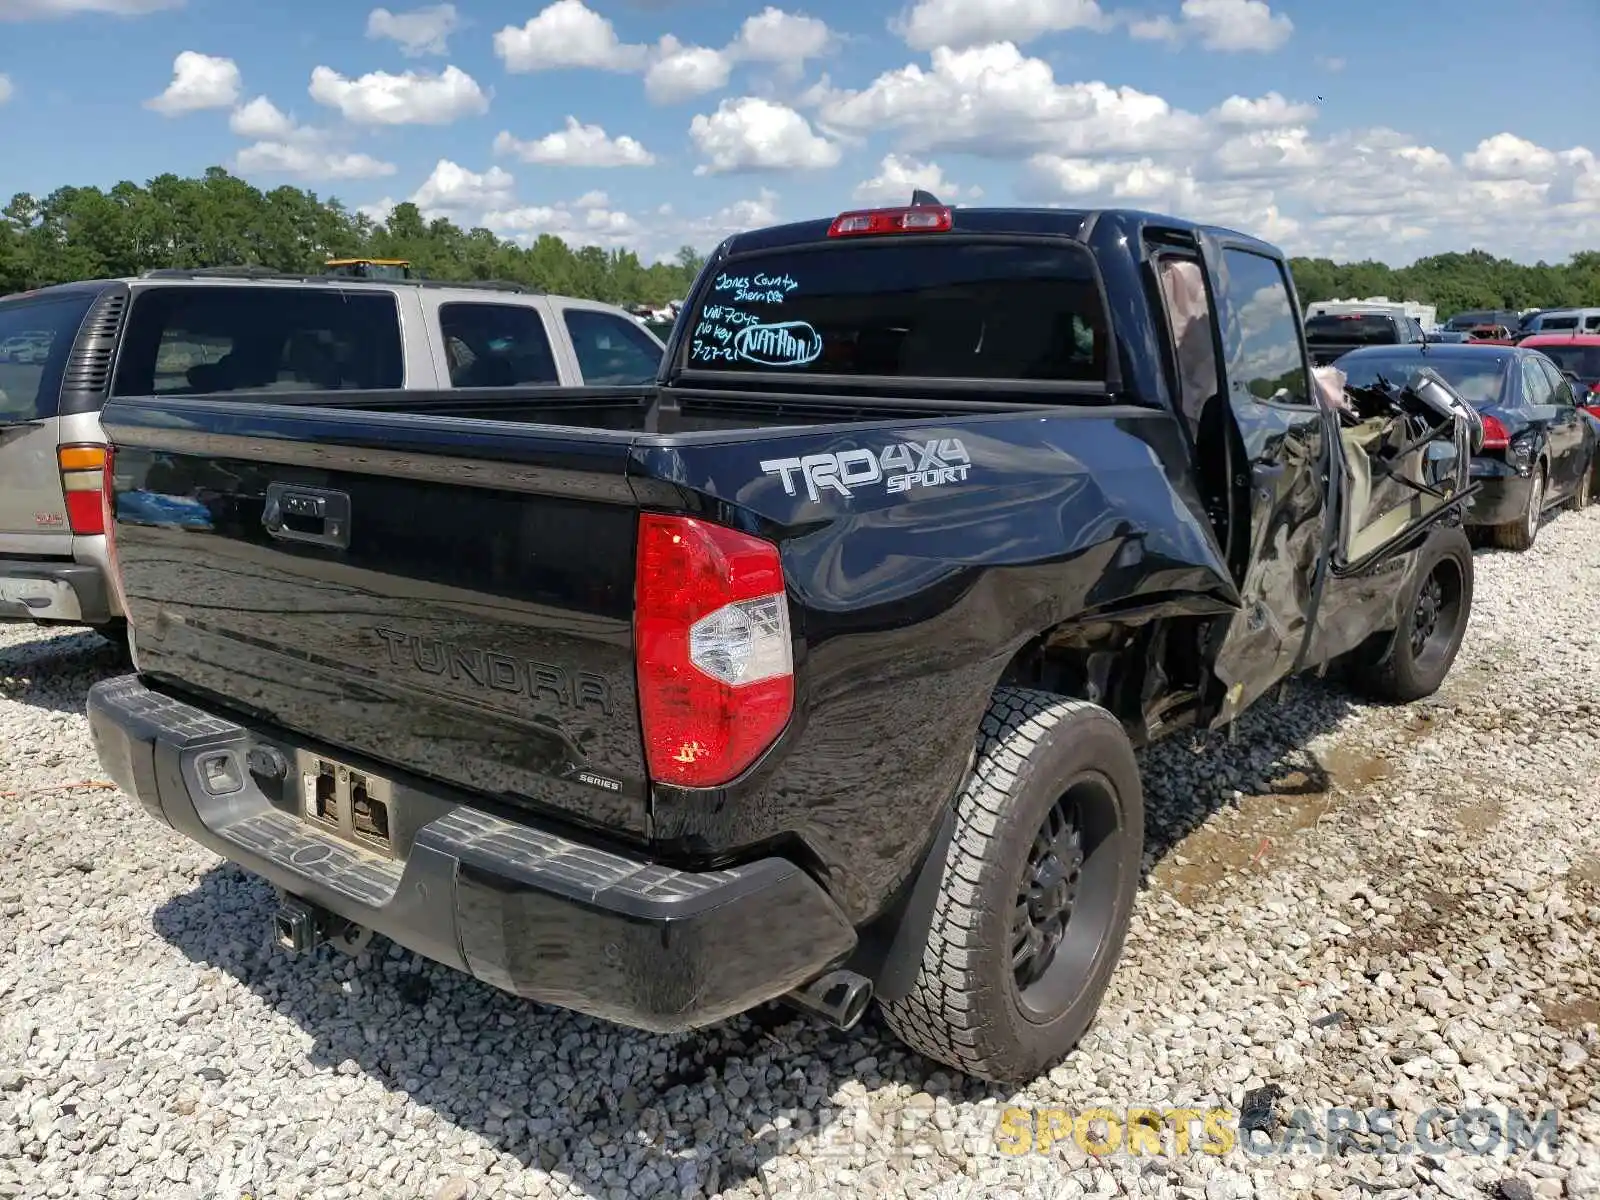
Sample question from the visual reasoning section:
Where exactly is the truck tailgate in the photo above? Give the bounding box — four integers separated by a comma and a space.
102, 396, 651, 839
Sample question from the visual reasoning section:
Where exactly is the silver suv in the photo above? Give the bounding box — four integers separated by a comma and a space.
0, 269, 666, 641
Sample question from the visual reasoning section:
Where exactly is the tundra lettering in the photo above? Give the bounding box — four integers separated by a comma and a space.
374, 627, 612, 714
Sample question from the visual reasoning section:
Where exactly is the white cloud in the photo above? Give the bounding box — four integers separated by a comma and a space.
0, 74, 11, 104
897, 0, 1108, 52
651, 189, 784, 257
1316, 54, 1345, 72
1463, 132, 1559, 180
1126, 14, 1179, 41
1209, 126, 1321, 178
0, 0, 179, 16
228, 96, 397, 181
493, 3, 832, 107
1181, 0, 1291, 51
641, 9, 835, 104
852, 154, 979, 204
411, 159, 516, 215
690, 96, 840, 174
815, 43, 1203, 158
235, 142, 396, 179
308, 64, 487, 125
493, 117, 656, 167
366, 4, 460, 57
1208, 91, 1315, 128
1127, 0, 1291, 52
483, 199, 642, 249
355, 197, 399, 224
145, 51, 240, 115
1011, 93, 1600, 264
493, 0, 648, 72
644, 36, 732, 104
732, 7, 831, 62
229, 95, 294, 139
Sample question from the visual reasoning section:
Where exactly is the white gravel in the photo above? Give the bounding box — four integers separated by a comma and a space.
2, 510, 1598, 1200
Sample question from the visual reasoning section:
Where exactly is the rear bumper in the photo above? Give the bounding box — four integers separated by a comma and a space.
1464, 458, 1532, 527
0, 559, 112, 625
86, 675, 857, 1032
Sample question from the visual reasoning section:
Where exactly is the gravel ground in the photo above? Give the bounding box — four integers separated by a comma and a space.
2, 510, 1598, 1200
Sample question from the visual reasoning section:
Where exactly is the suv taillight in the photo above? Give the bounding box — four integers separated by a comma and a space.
58, 445, 107, 535
635, 514, 793, 788
99, 446, 131, 619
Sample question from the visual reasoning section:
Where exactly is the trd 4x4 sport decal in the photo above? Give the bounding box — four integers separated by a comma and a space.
760, 438, 972, 502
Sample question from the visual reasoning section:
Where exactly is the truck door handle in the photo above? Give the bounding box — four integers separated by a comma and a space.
262, 483, 351, 549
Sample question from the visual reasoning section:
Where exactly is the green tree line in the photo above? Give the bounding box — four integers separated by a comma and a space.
1, 167, 704, 305
4, 167, 1600, 316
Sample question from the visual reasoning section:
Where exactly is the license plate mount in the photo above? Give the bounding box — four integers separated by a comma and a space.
295, 752, 396, 859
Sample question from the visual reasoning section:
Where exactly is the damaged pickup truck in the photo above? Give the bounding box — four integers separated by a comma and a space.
87, 202, 1483, 1083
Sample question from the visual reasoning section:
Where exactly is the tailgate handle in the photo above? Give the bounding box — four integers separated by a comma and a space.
262, 484, 351, 550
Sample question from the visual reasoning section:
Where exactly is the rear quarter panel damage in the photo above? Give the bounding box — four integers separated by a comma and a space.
629, 406, 1241, 923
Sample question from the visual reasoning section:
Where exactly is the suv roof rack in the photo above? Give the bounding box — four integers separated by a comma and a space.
138, 266, 543, 294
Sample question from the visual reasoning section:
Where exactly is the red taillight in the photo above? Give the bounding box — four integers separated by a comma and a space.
1479, 413, 1510, 450
57, 444, 106, 535
99, 446, 131, 619
635, 514, 793, 789
827, 205, 953, 238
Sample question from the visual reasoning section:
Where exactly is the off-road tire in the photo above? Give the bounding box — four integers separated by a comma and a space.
1491, 464, 1545, 551
1347, 526, 1473, 703
879, 688, 1144, 1084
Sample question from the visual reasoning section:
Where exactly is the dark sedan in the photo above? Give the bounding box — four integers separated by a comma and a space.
1334, 343, 1595, 550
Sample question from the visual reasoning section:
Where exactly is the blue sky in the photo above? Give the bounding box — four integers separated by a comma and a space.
2, 0, 1598, 265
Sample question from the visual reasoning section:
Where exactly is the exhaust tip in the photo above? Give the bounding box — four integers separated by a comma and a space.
783, 969, 874, 1031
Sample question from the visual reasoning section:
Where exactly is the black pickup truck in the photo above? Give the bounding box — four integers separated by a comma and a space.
1304, 310, 1428, 366
87, 202, 1482, 1083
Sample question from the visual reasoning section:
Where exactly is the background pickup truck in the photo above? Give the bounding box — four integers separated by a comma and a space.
1304, 309, 1429, 366
0, 269, 663, 641
87, 202, 1481, 1084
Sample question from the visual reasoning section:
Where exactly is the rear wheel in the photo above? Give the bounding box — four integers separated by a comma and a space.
1492, 465, 1544, 551
1347, 527, 1473, 703
1567, 464, 1592, 511
879, 689, 1144, 1084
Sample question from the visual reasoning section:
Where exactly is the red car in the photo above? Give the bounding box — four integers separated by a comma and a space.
1520, 333, 1600, 419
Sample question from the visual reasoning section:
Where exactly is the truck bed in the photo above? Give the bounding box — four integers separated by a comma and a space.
102, 381, 1239, 909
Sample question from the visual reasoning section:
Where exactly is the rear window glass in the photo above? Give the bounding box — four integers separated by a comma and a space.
1540, 316, 1580, 331
0, 294, 94, 423
1304, 314, 1399, 344
112, 286, 403, 396
1536, 345, 1600, 380
684, 241, 1108, 382
1339, 352, 1509, 408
